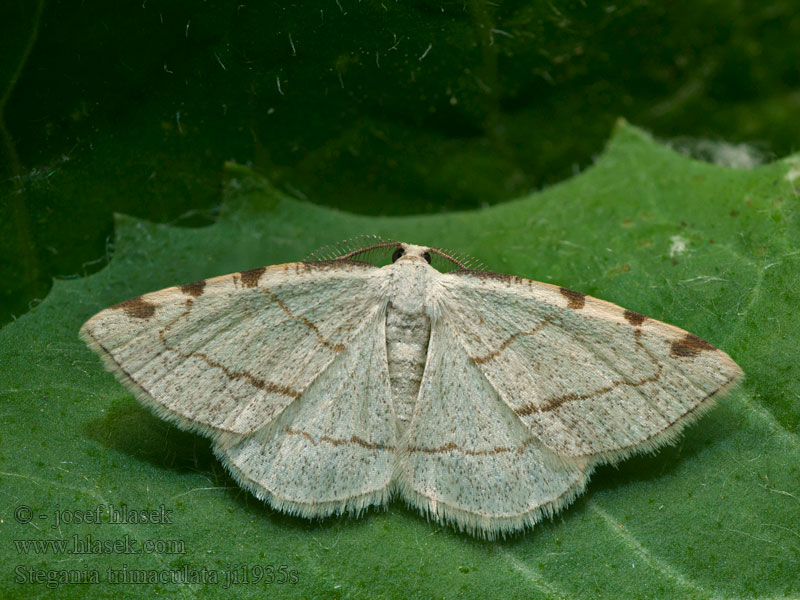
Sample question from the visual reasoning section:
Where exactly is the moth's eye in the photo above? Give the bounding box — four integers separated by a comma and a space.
391, 247, 405, 262
423, 252, 432, 264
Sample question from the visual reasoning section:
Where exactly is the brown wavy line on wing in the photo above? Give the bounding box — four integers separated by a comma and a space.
284, 426, 392, 451
157, 302, 301, 400
283, 427, 540, 457
516, 331, 663, 416
407, 437, 538, 457
263, 289, 346, 354
469, 316, 554, 364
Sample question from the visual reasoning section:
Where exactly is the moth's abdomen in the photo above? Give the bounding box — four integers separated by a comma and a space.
385, 303, 431, 436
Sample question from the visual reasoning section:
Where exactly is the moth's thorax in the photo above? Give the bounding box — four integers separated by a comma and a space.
382, 261, 435, 436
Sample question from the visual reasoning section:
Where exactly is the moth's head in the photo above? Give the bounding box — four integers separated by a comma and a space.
390, 243, 482, 272
392, 243, 432, 266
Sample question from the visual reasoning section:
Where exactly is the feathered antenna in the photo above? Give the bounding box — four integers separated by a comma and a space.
429, 246, 485, 273
305, 235, 401, 266
306, 237, 485, 272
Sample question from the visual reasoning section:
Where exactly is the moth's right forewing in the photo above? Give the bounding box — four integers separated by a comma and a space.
434, 271, 743, 463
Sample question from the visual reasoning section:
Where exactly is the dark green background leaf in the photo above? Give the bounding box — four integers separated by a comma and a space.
3, 0, 800, 324
1, 124, 798, 598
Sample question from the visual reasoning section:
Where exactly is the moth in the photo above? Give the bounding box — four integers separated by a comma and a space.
80, 237, 743, 538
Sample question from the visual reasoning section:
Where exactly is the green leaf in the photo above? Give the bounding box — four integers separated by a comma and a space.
2, 122, 798, 599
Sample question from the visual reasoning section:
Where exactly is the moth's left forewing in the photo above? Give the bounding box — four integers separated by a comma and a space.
82, 258, 398, 519
80, 260, 388, 438
434, 270, 743, 463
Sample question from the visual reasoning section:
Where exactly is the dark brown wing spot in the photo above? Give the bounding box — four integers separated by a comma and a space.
624, 309, 647, 326
180, 280, 206, 298
670, 333, 716, 358
111, 296, 156, 319
559, 287, 586, 309
240, 267, 266, 288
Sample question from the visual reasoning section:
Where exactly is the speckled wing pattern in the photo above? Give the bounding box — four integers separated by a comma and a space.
431, 271, 742, 462
217, 302, 396, 517
80, 261, 387, 438
398, 322, 591, 536
397, 270, 741, 537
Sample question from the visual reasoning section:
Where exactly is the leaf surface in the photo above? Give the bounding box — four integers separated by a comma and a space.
1, 123, 798, 599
